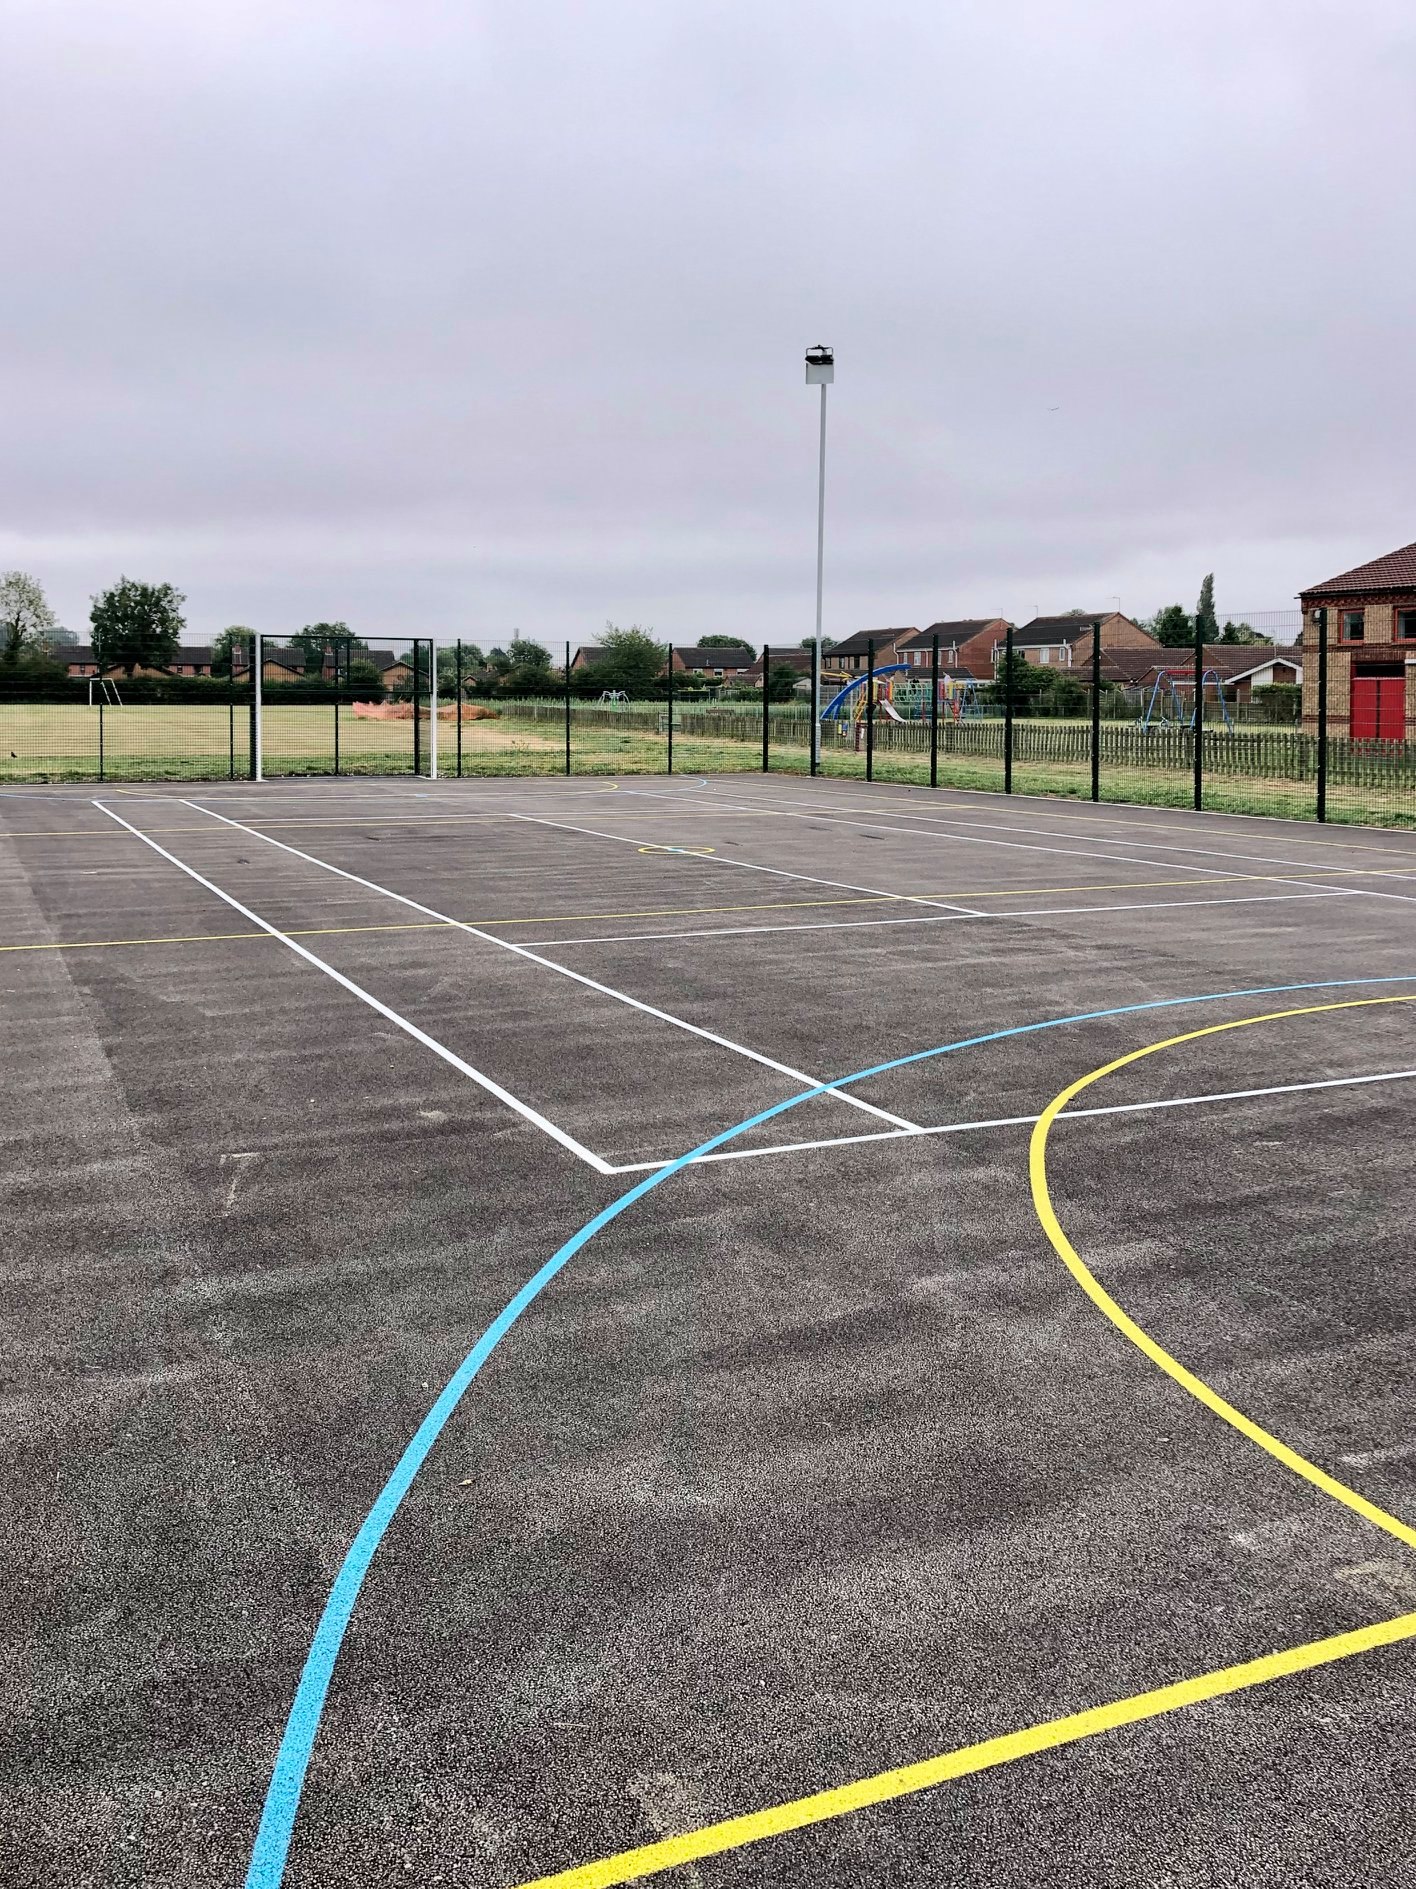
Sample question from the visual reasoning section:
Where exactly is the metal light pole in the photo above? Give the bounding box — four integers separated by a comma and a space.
806, 344, 834, 773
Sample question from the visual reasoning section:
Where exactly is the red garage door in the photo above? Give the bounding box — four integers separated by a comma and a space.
1351, 674, 1405, 741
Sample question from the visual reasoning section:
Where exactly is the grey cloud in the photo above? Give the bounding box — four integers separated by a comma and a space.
4, 0, 1414, 644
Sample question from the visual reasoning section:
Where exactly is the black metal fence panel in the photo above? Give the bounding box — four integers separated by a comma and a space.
3, 611, 1414, 830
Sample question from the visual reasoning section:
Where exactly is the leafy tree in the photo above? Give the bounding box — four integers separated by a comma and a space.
1218, 619, 1271, 645
346, 656, 384, 695
1195, 573, 1219, 643
290, 620, 365, 676
90, 577, 184, 674
801, 635, 836, 652
764, 661, 800, 703
1146, 603, 1194, 647
0, 571, 64, 665
991, 649, 1042, 703
697, 633, 755, 649
438, 643, 487, 693
499, 636, 557, 696
212, 625, 254, 677
592, 623, 667, 697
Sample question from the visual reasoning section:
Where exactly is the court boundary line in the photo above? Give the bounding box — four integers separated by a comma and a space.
241, 970, 1416, 1889
603, 1062, 1416, 1172
92, 803, 615, 1174
177, 799, 919, 1133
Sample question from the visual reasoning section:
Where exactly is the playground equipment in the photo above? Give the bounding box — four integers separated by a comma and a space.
1138, 668, 1234, 732
819, 665, 985, 725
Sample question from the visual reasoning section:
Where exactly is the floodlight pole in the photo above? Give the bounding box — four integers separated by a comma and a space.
805, 345, 834, 774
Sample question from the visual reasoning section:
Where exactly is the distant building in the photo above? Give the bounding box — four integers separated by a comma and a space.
63, 643, 215, 678
1299, 540, 1416, 738
820, 628, 921, 675
955, 612, 1156, 679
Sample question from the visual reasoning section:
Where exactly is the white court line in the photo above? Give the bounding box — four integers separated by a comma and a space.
604, 1064, 1416, 1172
617, 782, 1353, 902
520, 886, 1353, 949
663, 781, 1416, 901
176, 799, 920, 1133
93, 802, 614, 1174
489, 805, 986, 917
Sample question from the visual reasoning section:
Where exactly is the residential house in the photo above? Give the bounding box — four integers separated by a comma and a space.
896, 621, 1001, 673
671, 645, 757, 682
955, 612, 1156, 679
821, 628, 921, 675
1299, 541, 1416, 737
63, 643, 216, 678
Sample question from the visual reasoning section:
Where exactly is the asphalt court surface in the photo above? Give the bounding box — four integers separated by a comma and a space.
4, 772, 1416, 1887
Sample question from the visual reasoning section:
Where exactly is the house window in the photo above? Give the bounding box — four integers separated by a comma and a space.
1398, 610, 1416, 642
1037, 647, 1051, 665
1341, 610, 1365, 642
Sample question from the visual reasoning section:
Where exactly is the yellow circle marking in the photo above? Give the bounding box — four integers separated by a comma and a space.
1030, 994, 1416, 1552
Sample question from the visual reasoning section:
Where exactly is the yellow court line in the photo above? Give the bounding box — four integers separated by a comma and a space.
0, 870, 1373, 959
513, 1608, 1416, 1888
1030, 995, 1416, 1553
508, 996, 1416, 1889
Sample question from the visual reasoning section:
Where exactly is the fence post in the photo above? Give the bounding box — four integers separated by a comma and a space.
428, 635, 438, 781
1315, 606, 1328, 822
456, 641, 464, 778
666, 644, 674, 775
810, 638, 820, 776
412, 643, 422, 777
1003, 622, 1015, 794
1090, 618, 1101, 802
865, 638, 875, 782
929, 634, 940, 789
564, 641, 572, 776
761, 645, 770, 771
228, 667, 235, 780
1192, 610, 1204, 811
253, 633, 263, 782
333, 637, 341, 777
98, 694, 105, 782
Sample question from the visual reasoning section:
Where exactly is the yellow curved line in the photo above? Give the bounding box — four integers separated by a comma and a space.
1029, 994, 1416, 1553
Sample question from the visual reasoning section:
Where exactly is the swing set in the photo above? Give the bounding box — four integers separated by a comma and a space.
1138, 667, 1233, 732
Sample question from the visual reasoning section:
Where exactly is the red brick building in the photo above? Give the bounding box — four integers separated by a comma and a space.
1299, 541, 1416, 737
953, 612, 1156, 680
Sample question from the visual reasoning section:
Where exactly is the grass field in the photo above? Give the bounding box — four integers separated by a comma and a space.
2, 701, 1413, 826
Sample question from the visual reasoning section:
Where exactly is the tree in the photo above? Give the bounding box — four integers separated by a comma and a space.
990, 649, 1042, 703
90, 578, 184, 674
0, 571, 63, 665
438, 643, 487, 694
499, 636, 557, 696
764, 661, 800, 703
1195, 573, 1219, 644
288, 621, 365, 676
1146, 603, 1194, 647
697, 634, 755, 649
801, 635, 836, 652
212, 626, 254, 677
592, 623, 667, 697
1218, 620, 1271, 645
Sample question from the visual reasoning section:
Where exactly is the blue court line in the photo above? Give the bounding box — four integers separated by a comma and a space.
245, 970, 1416, 1887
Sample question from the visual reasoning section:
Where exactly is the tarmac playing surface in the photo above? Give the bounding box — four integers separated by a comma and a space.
5, 771, 1416, 1888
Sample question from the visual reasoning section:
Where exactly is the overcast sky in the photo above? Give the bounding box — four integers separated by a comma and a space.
4, 1, 1414, 652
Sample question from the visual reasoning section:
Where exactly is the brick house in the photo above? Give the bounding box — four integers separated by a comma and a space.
821, 628, 921, 676
897, 620, 1001, 675
64, 643, 216, 678
1299, 541, 1416, 737
954, 612, 1156, 680
671, 645, 757, 681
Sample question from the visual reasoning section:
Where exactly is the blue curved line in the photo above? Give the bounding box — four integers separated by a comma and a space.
245, 970, 1416, 1886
